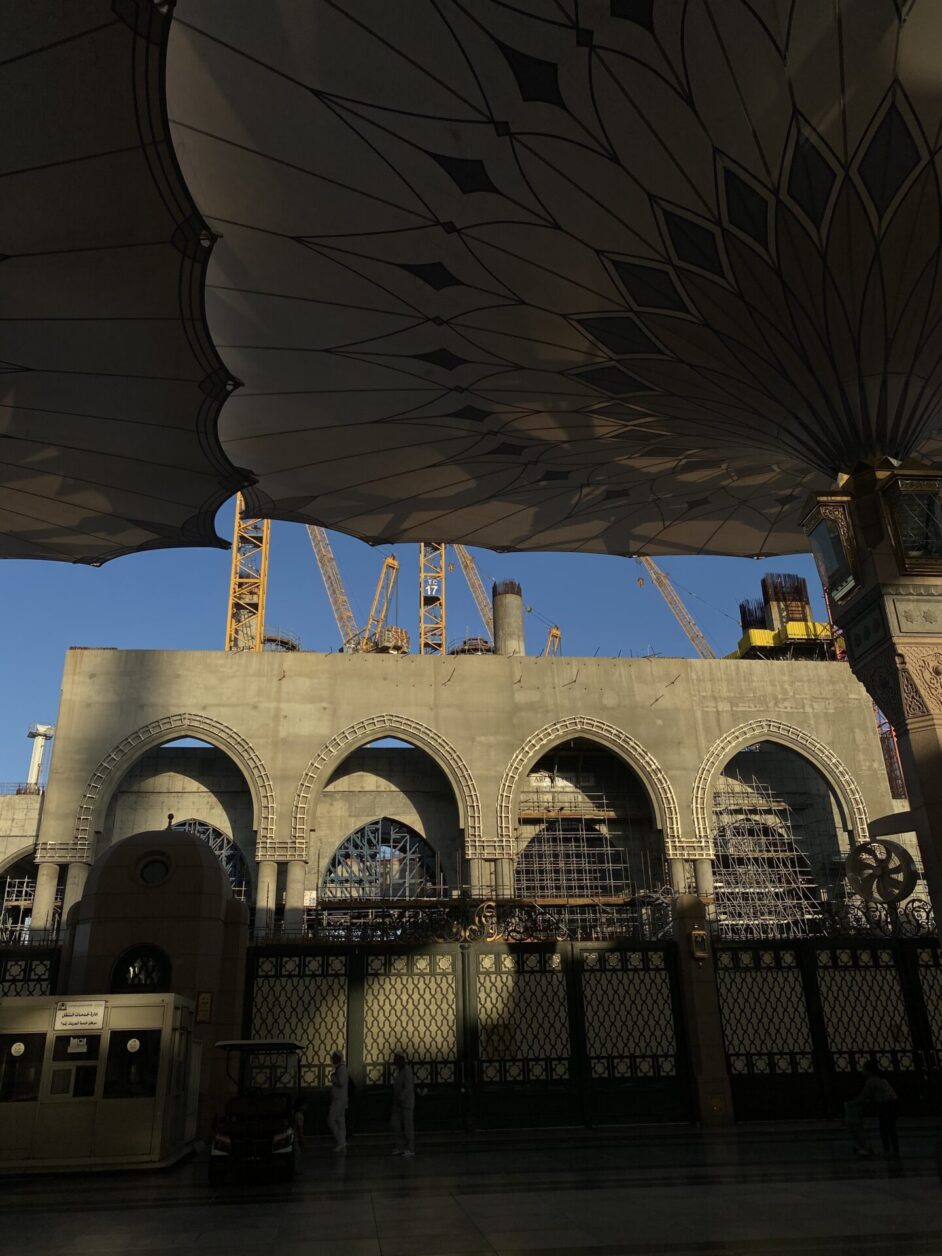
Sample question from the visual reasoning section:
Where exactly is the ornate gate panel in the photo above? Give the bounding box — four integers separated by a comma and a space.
470, 946, 574, 1127
715, 945, 821, 1119
358, 946, 463, 1130
249, 951, 348, 1087
815, 944, 914, 1077
577, 944, 689, 1123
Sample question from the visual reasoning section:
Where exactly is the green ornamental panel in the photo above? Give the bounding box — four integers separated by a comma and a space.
476, 950, 570, 1084
363, 952, 458, 1088
581, 949, 677, 1080
816, 946, 914, 1073
250, 953, 348, 1088
715, 948, 814, 1077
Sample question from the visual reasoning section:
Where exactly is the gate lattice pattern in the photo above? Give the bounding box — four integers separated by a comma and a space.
251, 953, 348, 1087
581, 949, 677, 1080
364, 952, 458, 1087
716, 948, 814, 1076
816, 946, 914, 1072
476, 950, 570, 1084
0, 954, 53, 996
918, 947, 942, 1057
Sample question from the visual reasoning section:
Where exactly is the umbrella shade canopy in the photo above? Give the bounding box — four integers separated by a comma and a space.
167, 0, 942, 557
0, 3, 244, 563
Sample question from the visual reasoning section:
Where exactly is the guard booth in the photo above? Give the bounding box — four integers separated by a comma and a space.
0, 994, 197, 1170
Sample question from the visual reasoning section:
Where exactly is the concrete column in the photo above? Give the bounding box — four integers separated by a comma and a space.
494, 858, 514, 899
255, 859, 278, 934
283, 859, 307, 934
672, 894, 734, 1125
31, 860, 60, 937
493, 580, 526, 656
669, 858, 688, 894
468, 858, 485, 897
60, 862, 89, 921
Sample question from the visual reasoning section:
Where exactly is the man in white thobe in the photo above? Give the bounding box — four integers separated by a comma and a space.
390, 1052, 415, 1156
327, 1050, 348, 1152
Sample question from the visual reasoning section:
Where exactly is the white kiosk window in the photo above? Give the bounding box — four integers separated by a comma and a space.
104, 1030, 161, 1099
49, 1033, 100, 1098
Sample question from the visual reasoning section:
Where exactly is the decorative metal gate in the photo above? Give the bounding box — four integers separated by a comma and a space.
715, 937, 941, 1119
247, 940, 690, 1130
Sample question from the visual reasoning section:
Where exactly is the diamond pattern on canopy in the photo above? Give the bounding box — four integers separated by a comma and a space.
167, 0, 942, 557
0, 1, 244, 563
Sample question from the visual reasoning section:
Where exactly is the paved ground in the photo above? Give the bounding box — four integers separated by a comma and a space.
5, 1122, 942, 1256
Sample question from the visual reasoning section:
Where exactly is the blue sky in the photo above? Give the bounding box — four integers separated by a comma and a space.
0, 500, 824, 780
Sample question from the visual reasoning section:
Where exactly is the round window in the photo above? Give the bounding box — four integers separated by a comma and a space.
140, 857, 169, 885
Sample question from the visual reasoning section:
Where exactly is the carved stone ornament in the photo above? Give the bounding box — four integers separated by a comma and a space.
901, 646, 942, 716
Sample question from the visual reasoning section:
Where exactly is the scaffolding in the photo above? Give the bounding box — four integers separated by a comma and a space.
712, 778, 822, 939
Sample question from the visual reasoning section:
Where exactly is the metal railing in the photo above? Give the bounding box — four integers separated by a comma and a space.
0, 782, 43, 797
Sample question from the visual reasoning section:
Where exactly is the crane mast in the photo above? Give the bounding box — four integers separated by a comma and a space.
307, 525, 359, 648
419, 543, 447, 654
225, 494, 271, 652
452, 544, 494, 638
638, 556, 717, 659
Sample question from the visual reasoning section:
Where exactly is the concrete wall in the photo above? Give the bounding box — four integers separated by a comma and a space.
34, 649, 901, 886
0, 792, 42, 873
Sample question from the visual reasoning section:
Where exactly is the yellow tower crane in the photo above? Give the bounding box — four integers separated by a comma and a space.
361, 554, 406, 652
452, 543, 494, 639
224, 494, 271, 651
307, 525, 359, 648
543, 625, 562, 656
637, 556, 717, 659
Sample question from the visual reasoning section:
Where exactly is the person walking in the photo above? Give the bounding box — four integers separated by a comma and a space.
852, 1059, 900, 1157
327, 1050, 349, 1153
390, 1052, 415, 1156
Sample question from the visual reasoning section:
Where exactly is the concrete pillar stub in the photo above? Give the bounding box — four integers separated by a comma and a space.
61, 862, 90, 920
672, 893, 734, 1126
31, 860, 60, 937
255, 858, 278, 934
283, 859, 307, 933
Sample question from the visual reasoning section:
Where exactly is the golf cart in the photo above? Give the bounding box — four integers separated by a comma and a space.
209, 1040, 304, 1185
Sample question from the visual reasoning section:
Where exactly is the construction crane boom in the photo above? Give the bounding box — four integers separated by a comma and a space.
543, 625, 562, 656
307, 525, 359, 647
363, 555, 399, 646
225, 494, 271, 652
638, 557, 717, 659
452, 544, 494, 639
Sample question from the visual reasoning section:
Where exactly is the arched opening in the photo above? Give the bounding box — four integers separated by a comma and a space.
0, 855, 63, 942
101, 738, 257, 871
170, 818, 249, 900
514, 737, 667, 935
314, 738, 456, 904
711, 742, 847, 939
322, 818, 441, 900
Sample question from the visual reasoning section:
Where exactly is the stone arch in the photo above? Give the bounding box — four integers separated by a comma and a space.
292, 714, 482, 859
0, 843, 37, 877
67, 714, 275, 863
497, 717, 685, 860
692, 719, 870, 857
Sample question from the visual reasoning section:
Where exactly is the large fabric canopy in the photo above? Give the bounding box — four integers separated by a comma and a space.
6, 2, 942, 560
0, 3, 241, 562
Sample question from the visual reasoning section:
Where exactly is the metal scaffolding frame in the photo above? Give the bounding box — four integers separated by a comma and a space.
322, 817, 444, 900
712, 777, 822, 940
171, 818, 249, 900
